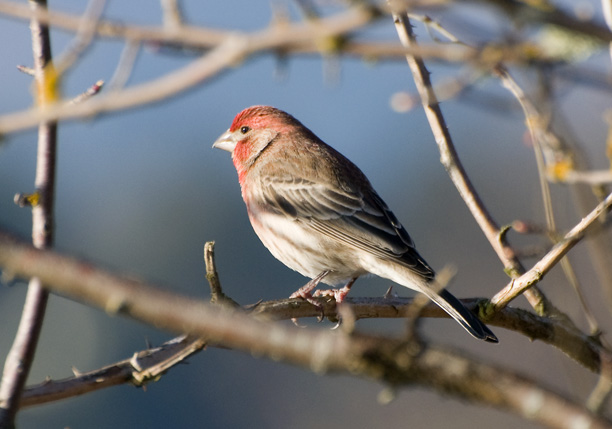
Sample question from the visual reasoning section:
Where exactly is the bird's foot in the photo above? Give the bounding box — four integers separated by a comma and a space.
289, 271, 330, 325
289, 290, 324, 325
312, 277, 357, 305
313, 285, 351, 304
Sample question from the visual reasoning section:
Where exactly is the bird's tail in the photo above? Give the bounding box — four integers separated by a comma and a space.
366, 261, 498, 342
421, 287, 498, 343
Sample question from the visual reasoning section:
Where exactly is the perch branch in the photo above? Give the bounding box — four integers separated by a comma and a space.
0, 231, 610, 427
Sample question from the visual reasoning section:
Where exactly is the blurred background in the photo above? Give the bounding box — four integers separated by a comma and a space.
1, 0, 611, 427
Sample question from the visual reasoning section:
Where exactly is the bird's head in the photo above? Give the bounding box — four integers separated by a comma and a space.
213, 105, 303, 183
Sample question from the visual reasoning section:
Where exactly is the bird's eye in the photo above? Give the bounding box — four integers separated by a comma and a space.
240, 126, 250, 134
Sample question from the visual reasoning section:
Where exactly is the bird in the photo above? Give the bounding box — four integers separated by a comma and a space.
213, 105, 498, 343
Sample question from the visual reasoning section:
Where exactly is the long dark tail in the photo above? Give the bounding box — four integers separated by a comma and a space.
423, 288, 498, 343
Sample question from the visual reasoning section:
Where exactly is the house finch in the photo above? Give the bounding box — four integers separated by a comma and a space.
213, 105, 497, 343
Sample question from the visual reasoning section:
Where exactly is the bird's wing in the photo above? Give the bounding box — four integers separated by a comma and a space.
259, 176, 435, 279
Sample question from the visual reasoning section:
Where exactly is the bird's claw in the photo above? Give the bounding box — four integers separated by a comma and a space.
289, 290, 325, 323
313, 285, 351, 304
330, 319, 343, 330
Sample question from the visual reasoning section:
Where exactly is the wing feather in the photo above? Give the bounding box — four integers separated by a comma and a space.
257, 175, 434, 279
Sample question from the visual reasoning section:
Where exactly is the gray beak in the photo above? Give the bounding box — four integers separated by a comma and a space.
212, 130, 236, 153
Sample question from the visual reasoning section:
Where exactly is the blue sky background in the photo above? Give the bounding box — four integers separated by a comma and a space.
0, 1, 610, 427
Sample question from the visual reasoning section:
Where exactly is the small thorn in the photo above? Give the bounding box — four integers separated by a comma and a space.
244, 299, 263, 311
16, 65, 34, 75
383, 286, 396, 299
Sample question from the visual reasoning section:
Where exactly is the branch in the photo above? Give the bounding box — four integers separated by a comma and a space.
2, 3, 606, 136
20, 335, 205, 408
0, 5, 377, 134
7, 294, 607, 408
1, 0, 611, 46
387, 8, 559, 315
0, 231, 610, 427
491, 191, 612, 308
389, 11, 515, 270
0, 231, 610, 389
483, 0, 612, 43
494, 64, 603, 333
204, 242, 237, 307
0, 0, 57, 426
4, 1, 593, 70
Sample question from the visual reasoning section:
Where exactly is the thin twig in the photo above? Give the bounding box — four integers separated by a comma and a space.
0, 0, 57, 426
587, 347, 612, 413
0, 6, 377, 134
55, 0, 107, 74
160, 0, 183, 29
106, 41, 139, 91
16, 65, 34, 75
563, 170, 612, 185
495, 65, 601, 333
491, 191, 612, 308
204, 242, 238, 307
19, 335, 205, 408
1, 0, 610, 46
388, 8, 554, 315
404, 265, 455, 341
68, 79, 104, 104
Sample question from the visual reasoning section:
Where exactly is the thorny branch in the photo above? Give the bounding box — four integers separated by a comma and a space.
0, 231, 611, 428
19, 335, 206, 408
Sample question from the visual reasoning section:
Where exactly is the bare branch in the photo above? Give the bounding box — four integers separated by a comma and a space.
68, 79, 104, 104
19, 335, 205, 408
563, 170, 612, 185
492, 191, 612, 308
0, 230, 610, 381
15, 64, 34, 75
55, 0, 107, 74
0, 0, 57, 425
495, 65, 602, 333
10, 293, 606, 408
160, 0, 183, 30
388, 8, 557, 316
204, 242, 238, 307
0, 6, 377, 135
0, 230, 611, 427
